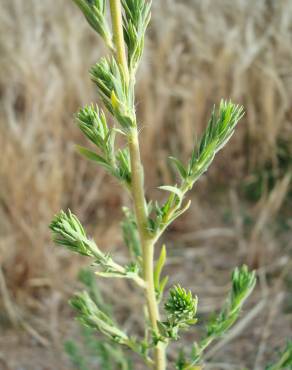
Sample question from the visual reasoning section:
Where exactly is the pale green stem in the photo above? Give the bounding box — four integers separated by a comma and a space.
108, 1, 166, 368
128, 130, 166, 370
109, 0, 129, 84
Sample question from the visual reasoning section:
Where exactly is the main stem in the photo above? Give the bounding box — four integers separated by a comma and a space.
108, 1, 166, 368
129, 127, 166, 370
109, 0, 129, 84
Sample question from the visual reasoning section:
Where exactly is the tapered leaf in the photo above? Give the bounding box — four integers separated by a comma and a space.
76, 145, 112, 170
169, 156, 187, 179
159, 185, 183, 200
154, 244, 167, 290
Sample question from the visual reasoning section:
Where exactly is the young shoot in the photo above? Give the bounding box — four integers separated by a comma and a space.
50, 1, 258, 369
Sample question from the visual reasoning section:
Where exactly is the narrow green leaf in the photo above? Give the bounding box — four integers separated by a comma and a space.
169, 156, 187, 179
168, 200, 191, 223
159, 275, 169, 297
76, 145, 112, 170
265, 341, 292, 370
154, 244, 167, 291
159, 185, 183, 200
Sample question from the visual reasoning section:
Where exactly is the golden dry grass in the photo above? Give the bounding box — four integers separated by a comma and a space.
0, 0, 291, 369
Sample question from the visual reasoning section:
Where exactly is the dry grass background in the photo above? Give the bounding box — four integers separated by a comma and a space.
0, 0, 291, 369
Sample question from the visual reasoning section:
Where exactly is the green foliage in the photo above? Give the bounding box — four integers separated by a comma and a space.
121, 207, 141, 259
204, 265, 256, 338
187, 101, 244, 185
116, 148, 132, 184
78, 268, 111, 312
122, 0, 151, 71
65, 269, 133, 370
265, 341, 292, 370
75, 105, 132, 185
75, 104, 124, 179
50, 210, 144, 286
154, 245, 168, 301
165, 286, 198, 324
72, 0, 113, 48
50, 210, 99, 258
242, 137, 292, 202
157, 285, 197, 341
71, 291, 129, 343
176, 266, 256, 368
164, 101, 244, 188
90, 57, 135, 130
65, 340, 90, 370
70, 290, 152, 365
76, 105, 113, 154
49, 1, 270, 369
147, 192, 191, 236
147, 101, 244, 240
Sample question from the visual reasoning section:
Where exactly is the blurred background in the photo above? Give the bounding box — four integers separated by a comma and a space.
0, 0, 291, 369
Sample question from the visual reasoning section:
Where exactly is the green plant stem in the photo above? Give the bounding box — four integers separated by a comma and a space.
128, 129, 166, 370
109, 0, 129, 83
108, 1, 166, 367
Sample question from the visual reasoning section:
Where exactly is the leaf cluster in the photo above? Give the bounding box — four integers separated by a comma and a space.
145, 101, 244, 241
186, 100, 244, 185
121, 207, 141, 260
76, 104, 131, 184
75, 103, 132, 185
157, 285, 197, 342
205, 265, 256, 338
65, 269, 143, 370
78, 268, 111, 313
71, 291, 129, 343
50, 210, 102, 259
72, 0, 113, 48
65, 336, 133, 370
90, 57, 135, 130
49, 210, 143, 285
165, 101, 244, 187
76, 104, 114, 157
177, 266, 256, 369
70, 288, 152, 365
122, 0, 151, 71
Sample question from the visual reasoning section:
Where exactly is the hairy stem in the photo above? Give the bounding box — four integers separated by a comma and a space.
128, 130, 166, 370
109, 0, 129, 83
108, 1, 166, 367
